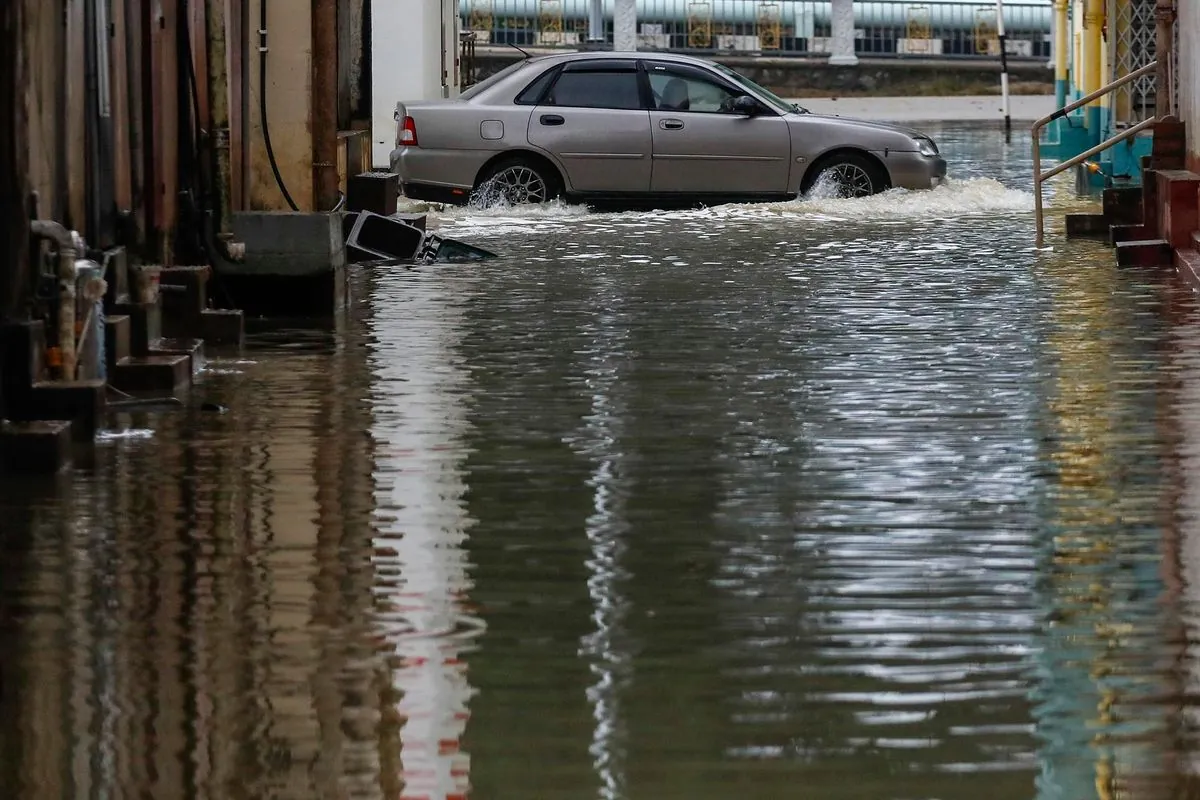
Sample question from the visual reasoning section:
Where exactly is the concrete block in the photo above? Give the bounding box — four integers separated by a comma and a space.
0, 419, 73, 474
199, 309, 244, 347
1102, 187, 1144, 227
1142, 170, 1161, 237
231, 212, 346, 276
104, 314, 131, 374
112, 355, 192, 396
1155, 170, 1200, 250
1115, 238, 1173, 268
1152, 118, 1187, 170
151, 338, 206, 375
160, 266, 212, 339
1064, 213, 1109, 239
1109, 223, 1152, 246
0, 321, 46, 392
27, 379, 106, 441
347, 171, 400, 215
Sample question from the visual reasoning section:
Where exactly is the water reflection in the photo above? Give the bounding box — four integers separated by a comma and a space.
369, 267, 483, 800
5, 125, 1200, 799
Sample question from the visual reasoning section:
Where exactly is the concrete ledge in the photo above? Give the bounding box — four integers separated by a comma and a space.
231, 212, 346, 276
199, 310, 245, 346
0, 419, 73, 474
26, 380, 106, 441
1175, 248, 1200, 291
112, 355, 191, 396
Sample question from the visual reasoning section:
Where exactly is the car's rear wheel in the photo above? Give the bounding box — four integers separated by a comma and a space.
474, 156, 562, 207
802, 152, 890, 199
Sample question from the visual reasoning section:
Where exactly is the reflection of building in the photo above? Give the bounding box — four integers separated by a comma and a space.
1031, 259, 1172, 800
368, 273, 481, 800
0, 312, 380, 798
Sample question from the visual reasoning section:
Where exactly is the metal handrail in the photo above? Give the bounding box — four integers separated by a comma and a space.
1032, 60, 1159, 248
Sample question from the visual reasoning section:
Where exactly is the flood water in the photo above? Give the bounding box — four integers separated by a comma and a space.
6, 124, 1200, 799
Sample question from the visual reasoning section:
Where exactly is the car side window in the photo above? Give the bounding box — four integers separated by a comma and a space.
646, 66, 740, 114
544, 70, 642, 110
515, 66, 559, 105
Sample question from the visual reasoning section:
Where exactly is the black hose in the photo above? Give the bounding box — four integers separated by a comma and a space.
260, 0, 299, 211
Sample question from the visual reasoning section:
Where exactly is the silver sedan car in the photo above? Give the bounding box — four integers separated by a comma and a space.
390, 51, 947, 207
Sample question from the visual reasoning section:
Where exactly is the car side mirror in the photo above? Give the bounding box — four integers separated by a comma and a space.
732, 95, 759, 116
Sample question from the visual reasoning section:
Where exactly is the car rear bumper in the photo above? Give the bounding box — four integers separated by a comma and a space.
390, 146, 486, 198
402, 181, 473, 205
885, 152, 949, 190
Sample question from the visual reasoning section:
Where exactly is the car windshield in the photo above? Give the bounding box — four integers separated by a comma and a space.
712, 62, 808, 114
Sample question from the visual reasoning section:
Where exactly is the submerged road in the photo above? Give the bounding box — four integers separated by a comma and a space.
3, 123, 1200, 800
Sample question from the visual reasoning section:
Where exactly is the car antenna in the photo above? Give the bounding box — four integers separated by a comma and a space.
508, 42, 531, 59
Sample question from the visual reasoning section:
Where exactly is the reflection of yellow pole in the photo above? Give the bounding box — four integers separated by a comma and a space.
1055, 0, 1069, 107
1083, 0, 1104, 136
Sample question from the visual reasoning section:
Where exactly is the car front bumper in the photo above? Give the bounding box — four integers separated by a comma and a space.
884, 151, 949, 191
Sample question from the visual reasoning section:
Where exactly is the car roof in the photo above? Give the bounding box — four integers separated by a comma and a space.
520, 50, 719, 68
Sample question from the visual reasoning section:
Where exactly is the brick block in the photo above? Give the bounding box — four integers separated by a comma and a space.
1156, 170, 1200, 250
1115, 238, 1173, 268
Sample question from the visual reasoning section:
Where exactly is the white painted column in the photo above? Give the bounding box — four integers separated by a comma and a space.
829, 0, 858, 66
614, 0, 637, 52
371, 0, 447, 167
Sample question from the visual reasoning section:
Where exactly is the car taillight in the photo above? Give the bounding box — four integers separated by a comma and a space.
400, 116, 419, 147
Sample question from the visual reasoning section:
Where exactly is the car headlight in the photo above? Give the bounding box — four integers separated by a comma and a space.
915, 138, 938, 157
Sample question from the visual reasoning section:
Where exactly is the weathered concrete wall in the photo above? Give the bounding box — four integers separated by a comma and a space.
473, 49, 1056, 98
247, 0, 314, 211
1180, 1, 1200, 172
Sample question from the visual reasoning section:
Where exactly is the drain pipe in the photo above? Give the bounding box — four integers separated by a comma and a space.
30, 220, 78, 380
204, 0, 246, 261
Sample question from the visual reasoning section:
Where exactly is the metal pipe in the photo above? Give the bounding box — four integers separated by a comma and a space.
31, 221, 79, 381
312, 0, 340, 211
1031, 59, 1157, 247
204, 0, 246, 261
587, 0, 604, 42
997, 0, 1011, 134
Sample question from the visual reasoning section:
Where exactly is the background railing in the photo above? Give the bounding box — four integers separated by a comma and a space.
461, 0, 1053, 59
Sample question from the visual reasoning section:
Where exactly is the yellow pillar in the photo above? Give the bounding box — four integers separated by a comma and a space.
1083, 0, 1104, 137
1055, 0, 1069, 107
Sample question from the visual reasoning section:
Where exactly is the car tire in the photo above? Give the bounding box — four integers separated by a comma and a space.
801, 152, 891, 198
474, 156, 563, 207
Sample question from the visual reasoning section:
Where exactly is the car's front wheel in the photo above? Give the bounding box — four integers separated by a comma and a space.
474, 156, 563, 207
802, 152, 890, 199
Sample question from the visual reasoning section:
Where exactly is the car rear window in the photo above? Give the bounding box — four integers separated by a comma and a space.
545, 71, 642, 110
460, 59, 531, 101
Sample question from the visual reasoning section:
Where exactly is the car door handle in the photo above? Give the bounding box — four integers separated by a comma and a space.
659, 119, 685, 130
540, 114, 565, 126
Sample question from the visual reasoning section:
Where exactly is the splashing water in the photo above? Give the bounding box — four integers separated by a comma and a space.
432, 176, 1035, 240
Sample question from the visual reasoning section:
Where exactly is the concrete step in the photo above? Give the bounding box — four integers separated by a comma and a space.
110, 301, 161, 356
1176, 247, 1200, 290
0, 419, 73, 474
104, 314, 131, 374
1102, 186, 1145, 227
159, 266, 211, 339
111, 355, 191, 396
1116, 238, 1174, 267
1109, 223, 1153, 246
1154, 169, 1200, 249
1065, 212, 1110, 239
199, 309, 244, 347
26, 379, 106, 441
150, 337, 206, 375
